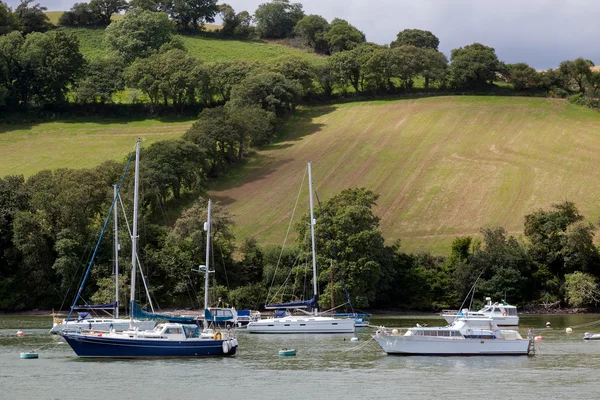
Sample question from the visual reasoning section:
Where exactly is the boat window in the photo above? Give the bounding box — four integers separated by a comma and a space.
182, 325, 200, 338
508, 308, 517, 316
164, 327, 182, 334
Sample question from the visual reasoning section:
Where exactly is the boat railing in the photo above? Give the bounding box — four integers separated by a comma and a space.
440, 309, 459, 315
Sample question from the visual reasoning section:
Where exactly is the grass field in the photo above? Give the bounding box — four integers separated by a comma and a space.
0, 117, 194, 177
210, 96, 600, 254
56, 25, 323, 64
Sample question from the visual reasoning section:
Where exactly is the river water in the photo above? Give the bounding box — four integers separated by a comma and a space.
2, 314, 600, 400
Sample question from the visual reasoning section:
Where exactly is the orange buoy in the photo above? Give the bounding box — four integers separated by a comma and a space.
16, 331, 25, 337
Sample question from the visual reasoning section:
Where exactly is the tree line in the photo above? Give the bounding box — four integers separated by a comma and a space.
1, 0, 600, 112
2, 153, 599, 312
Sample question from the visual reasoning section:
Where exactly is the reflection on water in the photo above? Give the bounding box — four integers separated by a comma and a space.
2, 314, 600, 399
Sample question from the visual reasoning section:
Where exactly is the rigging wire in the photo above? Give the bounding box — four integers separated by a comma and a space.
266, 168, 307, 306
313, 187, 355, 314
66, 143, 136, 322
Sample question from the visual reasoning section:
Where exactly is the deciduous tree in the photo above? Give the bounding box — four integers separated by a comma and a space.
253, 0, 304, 39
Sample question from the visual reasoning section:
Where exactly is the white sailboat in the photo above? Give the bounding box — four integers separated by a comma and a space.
247, 162, 355, 334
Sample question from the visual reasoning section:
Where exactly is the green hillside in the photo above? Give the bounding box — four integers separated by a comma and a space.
0, 117, 194, 177
210, 96, 600, 254
57, 26, 323, 64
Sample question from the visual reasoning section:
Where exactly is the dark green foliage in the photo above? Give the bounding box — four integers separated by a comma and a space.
294, 14, 329, 53
254, 0, 304, 39
104, 10, 175, 64
323, 18, 365, 54
449, 42, 504, 88
559, 58, 594, 94
269, 56, 315, 96
296, 187, 385, 308
60, 0, 128, 27
219, 3, 254, 38
141, 139, 206, 210
14, 0, 52, 34
0, 30, 85, 106
76, 56, 125, 103
164, 0, 219, 31
391, 29, 439, 50
0, 1, 19, 34
230, 71, 299, 116
90, 0, 128, 25
125, 48, 205, 109
506, 62, 537, 91
207, 60, 260, 102
59, 3, 96, 26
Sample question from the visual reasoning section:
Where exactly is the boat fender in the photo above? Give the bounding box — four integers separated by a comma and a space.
214, 332, 222, 340
232, 338, 238, 347
222, 340, 230, 354
466, 329, 472, 336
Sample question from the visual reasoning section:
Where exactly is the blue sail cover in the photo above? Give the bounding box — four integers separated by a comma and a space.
73, 302, 117, 310
131, 301, 196, 324
265, 295, 318, 310
204, 309, 234, 323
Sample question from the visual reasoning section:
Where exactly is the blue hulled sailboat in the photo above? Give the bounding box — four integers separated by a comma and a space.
60, 141, 238, 358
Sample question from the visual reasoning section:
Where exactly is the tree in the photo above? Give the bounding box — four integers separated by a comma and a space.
59, 2, 96, 26
391, 29, 439, 50
323, 18, 365, 53
0, 1, 19, 34
207, 60, 259, 102
419, 48, 448, 90
253, 0, 304, 39
76, 56, 125, 103
230, 71, 299, 116
129, 0, 162, 12
469, 228, 532, 305
219, 3, 254, 38
125, 48, 204, 109
524, 201, 597, 301
18, 30, 86, 105
296, 187, 385, 308
390, 45, 423, 90
164, 0, 219, 31
559, 58, 594, 93
167, 198, 238, 287
449, 42, 504, 88
506, 62, 537, 91
564, 272, 600, 307
328, 48, 361, 94
269, 56, 315, 96
14, 0, 52, 34
141, 139, 205, 209
104, 10, 175, 64
89, 0, 128, 25
294, 14, 329, 53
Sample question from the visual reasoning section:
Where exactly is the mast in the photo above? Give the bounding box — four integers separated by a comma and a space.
113, 184, 119, 319
307, 162, 318, 316
203, 199, 211, 313
129, 140, 141, 329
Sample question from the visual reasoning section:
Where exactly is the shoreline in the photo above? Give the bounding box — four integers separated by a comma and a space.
3, 306, 600, 317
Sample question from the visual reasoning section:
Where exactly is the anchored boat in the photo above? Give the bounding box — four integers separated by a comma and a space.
374, 318, 532, 356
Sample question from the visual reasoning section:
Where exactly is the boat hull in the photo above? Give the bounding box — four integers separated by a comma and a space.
61, 333, 238, 358
374, 334, 530, 356
247, 317, 355, 334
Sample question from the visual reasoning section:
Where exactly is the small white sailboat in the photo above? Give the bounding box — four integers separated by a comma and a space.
247, 162, 355, 334
375, 318, 532, 356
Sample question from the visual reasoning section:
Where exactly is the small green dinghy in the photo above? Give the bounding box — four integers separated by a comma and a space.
20, 353, 38, 359
278, 348, 297, 356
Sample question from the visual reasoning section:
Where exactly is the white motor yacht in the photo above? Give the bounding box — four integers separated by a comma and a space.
441, 297, 519, 327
